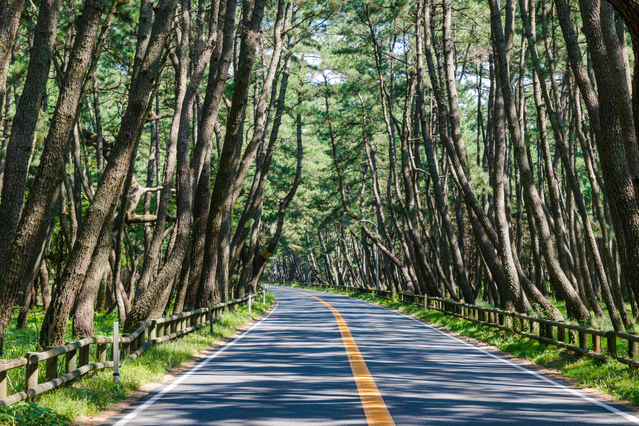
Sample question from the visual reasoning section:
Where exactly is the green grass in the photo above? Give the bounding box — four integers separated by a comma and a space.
286, 283, 639, 407
0, 292, 274, 425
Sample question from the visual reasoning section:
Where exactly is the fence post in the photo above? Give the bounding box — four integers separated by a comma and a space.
136, 321, 146, 350
557, 323, 565, 343
128, 330, 137, 353
424, 295, 428, 312
25, 352, 38, 394
538, 323, 546, 346
208, 301, 213, 334
629, 335, 638, 358
0, 370, 6, 399
606, 331, 617, 358
149, 321, 157, 340
569, 330, 577, 345
79, 343, 90, 367
97, 343, 107, 363
249, 295, 252, 314
593, 334, 601, 353
579, 330, 588, 350
66, 348, 77, 374
113, 322, 120, 384
43, 346, 58, 382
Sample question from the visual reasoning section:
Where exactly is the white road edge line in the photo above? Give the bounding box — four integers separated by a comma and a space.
112, 300, 279, 426
399, 312, 639, 425
295, 287, 639, 425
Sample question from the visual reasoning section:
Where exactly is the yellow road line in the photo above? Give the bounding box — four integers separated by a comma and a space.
280, 288, 395, 426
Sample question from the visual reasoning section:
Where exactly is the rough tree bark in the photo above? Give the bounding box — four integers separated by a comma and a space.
0, 0, 60, 266
489, 0, 593, 325
0, 0, 107, 352
198, 0, 267, 304
38, 0, 179, 347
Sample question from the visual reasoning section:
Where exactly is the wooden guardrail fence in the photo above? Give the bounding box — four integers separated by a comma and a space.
0, 290, 265, 406
291, 283, 639, 369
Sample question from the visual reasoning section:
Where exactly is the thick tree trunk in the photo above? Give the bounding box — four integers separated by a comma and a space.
38, 0, 178, 347
125, 1, 219, 326
578, 0, 639, 314
215, 0, 286, 301
0, 0, 107, 352
187, 0, 237, 309
521, 0, 623, 328
198, 0, 267, 304
0, 0, 60, 266
72, 216, 113, 337
135, 0, 191, 298
602, 0, 639, 143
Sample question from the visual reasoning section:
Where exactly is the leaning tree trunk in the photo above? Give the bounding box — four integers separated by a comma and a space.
38, 0, 178, 347
415, 0, 467, 301
72, 217, 113, 337
0, 0, 107, 352
198, 0, 267, 304
602, 0, 639, 143
186, 0, 237, 309
520, 0, 623, 329
246, 111, 303, 293
0, 0, 26, 111
489, 0, 593, 326
135, 0, 191, 298
577, 0, 639, 314
215, 0, 286, 302
124, 4, 219, 326
0, 0, 60, 268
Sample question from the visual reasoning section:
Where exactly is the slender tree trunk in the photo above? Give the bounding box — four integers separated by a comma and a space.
489, 0, 593, 325
72, 219, 113, 336
125, 0, 219, 326
0, 0, 25, 106
415, 0, 471, 301
197, 0, 268, 304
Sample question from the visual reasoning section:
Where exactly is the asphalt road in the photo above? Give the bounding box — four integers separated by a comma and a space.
103, 286, 639, 425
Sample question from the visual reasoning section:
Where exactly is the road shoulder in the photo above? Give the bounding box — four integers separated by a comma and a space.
296, 286, 639, 416
76, 301, 277, 426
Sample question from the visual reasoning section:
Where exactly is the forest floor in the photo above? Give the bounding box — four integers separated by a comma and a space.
0, 293, 274, 426
284, 283, 639, 410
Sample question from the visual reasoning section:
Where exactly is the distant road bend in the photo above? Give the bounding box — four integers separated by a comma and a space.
104, 286, 639, 425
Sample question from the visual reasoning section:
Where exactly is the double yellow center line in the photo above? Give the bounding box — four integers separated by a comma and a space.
282, 289, 395, 426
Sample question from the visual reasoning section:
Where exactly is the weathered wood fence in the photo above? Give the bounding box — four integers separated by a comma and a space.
0, 290, 264, 406
292, 283, 639, 368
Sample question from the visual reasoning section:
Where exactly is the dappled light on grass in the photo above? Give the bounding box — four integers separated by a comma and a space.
0, 295, 273, 423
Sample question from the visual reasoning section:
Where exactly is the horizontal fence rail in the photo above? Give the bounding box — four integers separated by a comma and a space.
292, 283, 639, 368
0, 290, 264, 406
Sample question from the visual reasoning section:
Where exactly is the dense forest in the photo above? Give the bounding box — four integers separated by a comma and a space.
0, 0, 638, 353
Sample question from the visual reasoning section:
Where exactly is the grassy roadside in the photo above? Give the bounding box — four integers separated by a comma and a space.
0, 292, 274, 425
285, 284, 639, 407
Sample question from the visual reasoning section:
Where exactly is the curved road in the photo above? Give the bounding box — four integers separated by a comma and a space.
103, 286, 639, 425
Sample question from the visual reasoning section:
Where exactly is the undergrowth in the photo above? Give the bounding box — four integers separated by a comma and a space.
286, 283, 639, 407
0, 292, 274, 425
